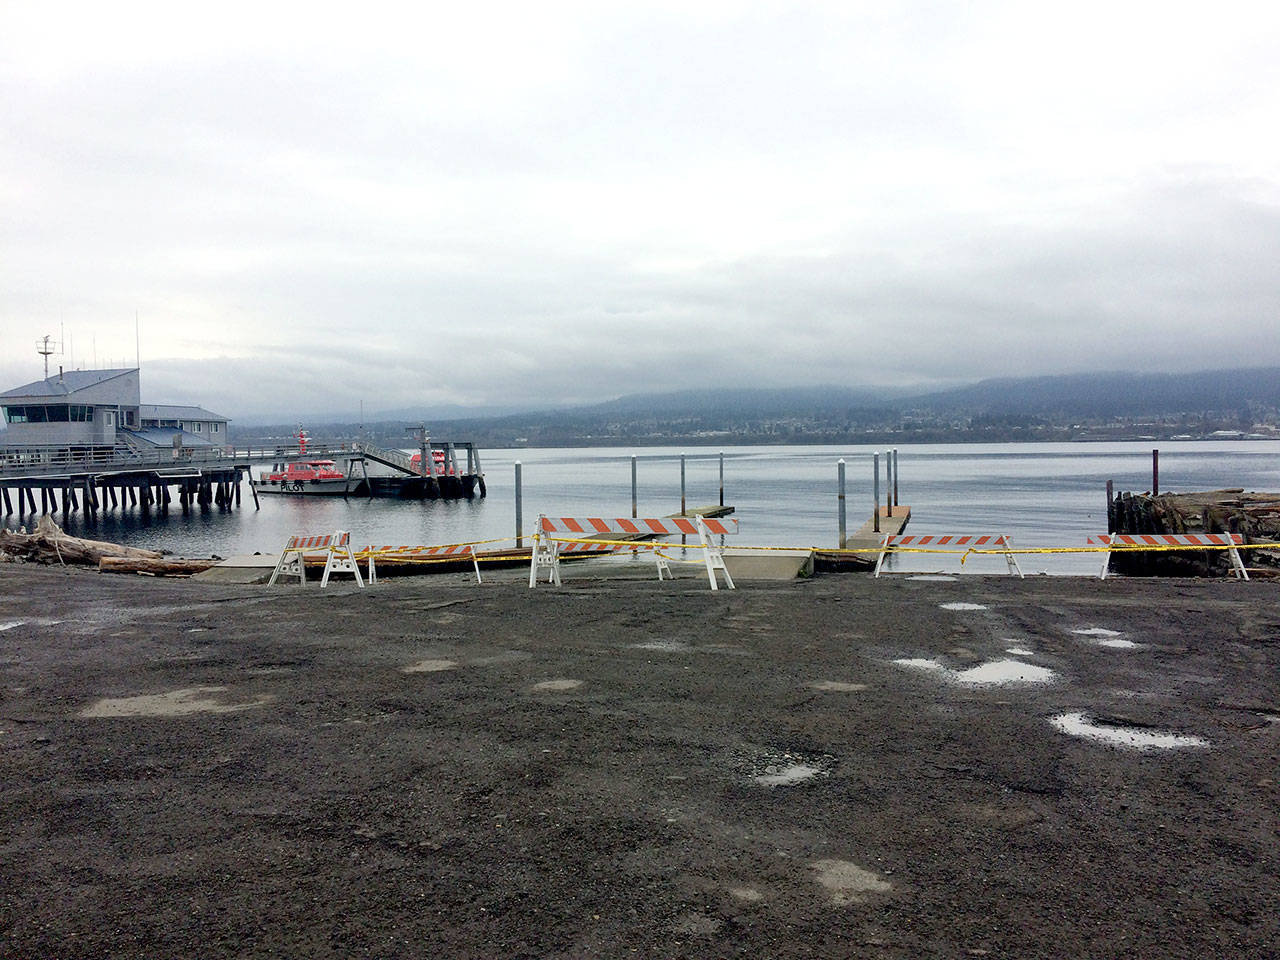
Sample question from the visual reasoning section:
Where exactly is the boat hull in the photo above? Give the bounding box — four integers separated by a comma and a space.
253, 478, 357, 497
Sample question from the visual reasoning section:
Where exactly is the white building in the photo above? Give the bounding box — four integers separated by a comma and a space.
0, 368, 229, 450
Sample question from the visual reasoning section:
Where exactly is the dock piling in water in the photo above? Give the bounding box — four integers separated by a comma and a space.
838, 458, 847, 549
873, 453, 881, 535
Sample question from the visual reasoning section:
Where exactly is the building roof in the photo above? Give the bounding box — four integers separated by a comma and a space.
139, 403, 229, 422
0, 368, 137, 399
127, 427, 219, 447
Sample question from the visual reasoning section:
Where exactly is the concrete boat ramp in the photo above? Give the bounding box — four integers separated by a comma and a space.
195, 504, 910, 585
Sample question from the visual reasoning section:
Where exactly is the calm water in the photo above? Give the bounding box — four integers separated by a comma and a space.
6, 441, 1279, 575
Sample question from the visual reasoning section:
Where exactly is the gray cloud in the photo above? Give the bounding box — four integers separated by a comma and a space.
3, 3, 1279, 420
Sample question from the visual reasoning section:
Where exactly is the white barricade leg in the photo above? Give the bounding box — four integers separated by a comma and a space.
268, 546, 305, 586
471, 547, 483, 584
653, 546, 672, 581
529, 524, 561, 588
321, 533, 364, 589
1228, 542, 1249, 580
367, 552, 378, 585
1001, 537, 1025, 578
873, 535, 892, 578
1099, 534, 1115, 580
697, 517, 734, 591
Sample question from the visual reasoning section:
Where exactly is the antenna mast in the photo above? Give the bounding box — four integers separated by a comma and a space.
36, 335, 60, 378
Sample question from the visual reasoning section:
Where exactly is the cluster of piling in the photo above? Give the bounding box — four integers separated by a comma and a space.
0, 469, 247, 520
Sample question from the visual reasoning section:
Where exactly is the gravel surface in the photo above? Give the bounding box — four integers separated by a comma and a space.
1, 565, 1278, 958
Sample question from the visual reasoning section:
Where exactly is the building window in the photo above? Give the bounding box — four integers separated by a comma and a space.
211, 423, 220, 433
194, 422, 203, 432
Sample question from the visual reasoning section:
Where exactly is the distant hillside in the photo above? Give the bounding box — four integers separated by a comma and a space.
909, 368, 1280, 418
230, 367, 1280, 447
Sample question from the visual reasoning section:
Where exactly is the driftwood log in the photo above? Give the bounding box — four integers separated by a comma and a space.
98, 556, 218, 576
0, 515, 163, 566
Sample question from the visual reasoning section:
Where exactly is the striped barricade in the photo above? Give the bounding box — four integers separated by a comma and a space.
1088, 533, 1249, 581
532, 514, 739, 590
874, 534, 1023, 578
269, 530, 364, 588
361, 542, 485, 584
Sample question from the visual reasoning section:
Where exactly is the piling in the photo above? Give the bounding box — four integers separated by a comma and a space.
893, 448, 899, 507
873, 453, 881, 535
719, 451, 724, 507
1152, 449, 1159, 496
838, 458, 847, 549
885, 452, 892, 518
514, 461, 523, 549
631, 456, 637, 519
680, 455, 687, 545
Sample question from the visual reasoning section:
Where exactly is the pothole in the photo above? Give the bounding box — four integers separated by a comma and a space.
940, 602, 987, 611
672, 912, 723, 936
811, 859, 892, 905
530, 679, 583, 692
81, 686, 274, 718
894, 657, 1055, 686
403, 659, 459, 673
1050, 711, 1208, 750
741, 749, 836, 787
810, 680, 868, 692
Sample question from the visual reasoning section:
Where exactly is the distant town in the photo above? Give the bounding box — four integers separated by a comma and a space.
231, 368, 1280, 449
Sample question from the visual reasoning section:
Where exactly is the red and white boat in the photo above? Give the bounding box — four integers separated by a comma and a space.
254, 428, 355, 496
408, 449, 456, 475
254, 459, 353, 496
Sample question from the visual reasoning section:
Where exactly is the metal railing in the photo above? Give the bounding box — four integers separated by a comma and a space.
0, 437, 479, 482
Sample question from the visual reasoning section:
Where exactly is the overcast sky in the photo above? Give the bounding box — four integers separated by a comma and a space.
3, 1, 1278, 421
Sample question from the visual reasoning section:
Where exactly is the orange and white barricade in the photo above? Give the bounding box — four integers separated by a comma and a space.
531, 515, 739, 590
874, 534, 1022, 578
362, 542, 484, 584
1088, 533, 1249, 581
269, 531, 364, 588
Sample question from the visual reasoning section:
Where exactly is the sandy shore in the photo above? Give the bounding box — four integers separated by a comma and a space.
1, 565, 1277, 958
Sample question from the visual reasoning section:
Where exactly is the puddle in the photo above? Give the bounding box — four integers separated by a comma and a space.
630, 639, 692, 652
811, 859, 892, 905
1005, 647, 1035, 657
403, 659, 459, 673
810, 680, 868, 693
743, 749, 836, 787
1072, 628, 1140, 649
1050, 711, 1208, 750
756, 763, 825, 786
939, 602, 987, 611
907, 575, 958, 582
531, 679, 583, 692
81, 686, 273, 718
894, 657, 1055, 686
0, 618, 60, 632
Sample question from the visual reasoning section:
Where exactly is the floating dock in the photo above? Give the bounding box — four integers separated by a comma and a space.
812, 504, 911, 572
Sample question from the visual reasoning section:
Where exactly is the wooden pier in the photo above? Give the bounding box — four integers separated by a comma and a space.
0, 436, 486, 519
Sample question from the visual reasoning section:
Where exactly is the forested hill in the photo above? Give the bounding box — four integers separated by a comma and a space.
231, 367, 1280, 447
